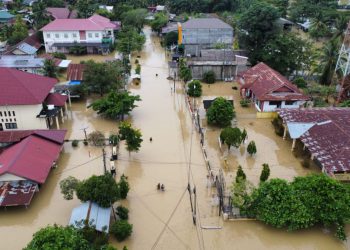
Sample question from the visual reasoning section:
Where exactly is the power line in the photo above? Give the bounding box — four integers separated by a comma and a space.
54, 155, 103, 175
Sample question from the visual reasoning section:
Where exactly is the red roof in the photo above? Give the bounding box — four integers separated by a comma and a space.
45, 93, 68, 107
0, 133, 66, 183
41, 14, 116, 31
46, 7, 77, 19
67, 63, 85, 81
278, 108, 350, 174
0, 68, 57, 105
240, 62, 308, 101
0, 129, 67, 144
0, 181, 37, 207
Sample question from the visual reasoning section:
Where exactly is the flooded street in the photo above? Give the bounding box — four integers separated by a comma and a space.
0, 27, 348, 250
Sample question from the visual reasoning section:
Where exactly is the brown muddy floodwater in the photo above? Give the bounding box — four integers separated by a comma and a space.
0, 27, 348, 250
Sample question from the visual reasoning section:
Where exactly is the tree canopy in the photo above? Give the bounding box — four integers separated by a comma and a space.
118, 122, 143, 153
117, 27, 146, 54
24, 225, 91, 250
89, 91, 141, 120
76, 0, 97, 18
120, 8, 148, 32
7, 16, 28, 45
220, 127, 242, 149
83, 60, 125, 96
207, 97, 235, 127
151, 12, 169, 33
43, 59, 58, 78
187, 80, 202, 97
76, 174, 120, 207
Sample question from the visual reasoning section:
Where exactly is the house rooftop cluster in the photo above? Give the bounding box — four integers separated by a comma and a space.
239, 62, 308, 101
278, 108, 350, 175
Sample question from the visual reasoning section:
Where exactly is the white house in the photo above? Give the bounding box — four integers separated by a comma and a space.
239, 62, 309, 112
41, 14, 117, 54
0, 68, 68, 131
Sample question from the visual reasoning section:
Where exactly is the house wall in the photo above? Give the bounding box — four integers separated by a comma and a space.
262, 100, 304, 112
190, 65, 235, 80
0, 173, 26, 182
0, 104, 48, 131
43, 29, 114, 53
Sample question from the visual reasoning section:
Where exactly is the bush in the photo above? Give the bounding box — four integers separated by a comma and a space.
247, 141, 257, 156
260, 163, 270, 182
116, 206, 129, 220
88, 131, 105, 146
293, 77, 307, 89
207, 97, 235, 127
236, 165, 246, 183
110, 220, 133, 242
119, 174, 130, 199
240, 99, 250, 107
52, 52, 67, 59
83, 140, 88, 146
135, 64, 141, 74
187, 80, 202, 97
72, 140, 79, 147
202, 71, 216, 84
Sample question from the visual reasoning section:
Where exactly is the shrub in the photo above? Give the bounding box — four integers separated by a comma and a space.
72, 140, 79, 147
293, 77, 307, 89
207, 97, 235, 127
83, 140, 88, 146
202, 71, 216, 84
247, 141, 257, 156
187, 80, 202, 97
236, 165, 246, 183
52, 52, 67, 59
260, 163, 270, 182
240, 99, 250, 107
119, 174, 130, 199
88, 131, 105, 146
110, 220, 133, 241
116, 206, 129, 220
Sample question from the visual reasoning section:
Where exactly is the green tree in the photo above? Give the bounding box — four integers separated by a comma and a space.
247, 141, 257, 156
24, 225, 91, 250
118, 122, 143, 153
116, 205, 129, 220
83, 60, 125, 96
119, 174, 130, 199
202, 71, 216, 84
266, 0, 288, 17
241, 128, 247, 143
42, 59, 58, 78
261, 33, 313, 75
76, 0, 97, 18
231, 176, 253, 213
260, 163, 270, 182
151, 12, 168, 33
32, 0, 50, 30
60, 176, 79, 200
163, 31, 178, 47
89, 91, 141, 120
121, 8, 147, 31
180, 67, 192, 82
207, 97, 235, 127
117, 27, 146, 54
317, 39, 339, 85
220, 127, 242, 149
87, 131, 105, 146
76, 174, 120, 207
187, 80, 202, 97
8, 16, 28, 45
110, 220, 133, 242
238, 1, 280, 64
235, 165, 246, 183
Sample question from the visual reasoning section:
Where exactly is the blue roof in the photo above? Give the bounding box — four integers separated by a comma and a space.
69, 202, 111, 232
0, 10, 14, 19
17, 43, 38, 55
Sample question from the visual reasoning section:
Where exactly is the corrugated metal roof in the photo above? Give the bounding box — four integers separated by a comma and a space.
182, 18, 232, 29
69, 202, 111, 232
17, 43, 38, 55
0, 55, 44, 68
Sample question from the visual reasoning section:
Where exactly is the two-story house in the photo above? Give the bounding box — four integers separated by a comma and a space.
0, 68, 68, 131
41, 14, 117, 54
179, 18, 234, 57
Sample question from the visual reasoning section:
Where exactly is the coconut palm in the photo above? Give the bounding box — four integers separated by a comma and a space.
318, 39, 340, 85
332, 15, 348, 42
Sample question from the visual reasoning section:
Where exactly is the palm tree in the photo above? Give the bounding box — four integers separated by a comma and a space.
332, 15, 348, 42
318, 39, 340, 85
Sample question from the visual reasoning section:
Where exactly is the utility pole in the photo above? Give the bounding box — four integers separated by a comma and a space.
193, 186, 197, 225
174, 71, 176, 93
102, 148, 107, 174
187, 183, 196, 225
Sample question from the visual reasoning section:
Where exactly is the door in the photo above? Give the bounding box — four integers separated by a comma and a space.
79, 31, 86, 40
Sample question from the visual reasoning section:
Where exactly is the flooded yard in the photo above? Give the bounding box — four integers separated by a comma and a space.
0, 27, 348, 250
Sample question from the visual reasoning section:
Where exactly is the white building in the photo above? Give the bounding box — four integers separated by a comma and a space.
0, 68, 68, 131
41, 14, 118, 54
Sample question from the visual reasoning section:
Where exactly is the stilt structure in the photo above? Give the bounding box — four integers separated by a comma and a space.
335, 21, 350, 102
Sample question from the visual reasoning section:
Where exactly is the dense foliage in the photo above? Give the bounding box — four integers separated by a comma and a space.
187, 80, 202, 97
7, 16, 28, 45
42, 59, 58, 78
89, 91, 141, 120
117, 206, 129, 220
248, 174, 350, 240
246, 141, 257, 156
76, 174, 120, 207
110, 220, 133, 242
117, 27, 146, 54
207, 97, 235, 127
260, 163, 270, 182
151, 12, 168, 33
59, 176, 79, 200
235, 165, 246, 183
118, 122, 143, 153
202, 71, 216, 84
119, 174, 130, 199
24, 225, 91, 250
220, 127, 242, 149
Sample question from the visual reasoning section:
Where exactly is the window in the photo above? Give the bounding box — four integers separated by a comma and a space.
285, 101, 295, 105
269, 101, 281, 106
88, 33, 92, 38
46, 33, 51, 38
5, 123, 17, 129
73, 33, 77, 38
4, 112, 6, 117
95, 33, 99, 38
64, 33, 68, 38
0, 111, 2, 117
55, 33, 59, 38
8, 111, 11, 116
12, 111, 15, 116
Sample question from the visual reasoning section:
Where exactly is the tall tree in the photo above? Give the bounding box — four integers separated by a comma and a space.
121, 8, 147, 31
42, 59, 58, 78
88, 91, 141, 120
7, 16, 28, 45
32, 0, 50, 30
150, 12, 169, 33
83, 60, 125, 95
116, 27, 146, 54
220, 127, 242, 149
317, 39, 340, 85
207, 97, 235, 127
238, 1, 280, 64
76, 0, 97, 18
118, 122, 143, 153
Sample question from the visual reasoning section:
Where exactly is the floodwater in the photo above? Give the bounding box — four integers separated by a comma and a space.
0, 27, 348, 250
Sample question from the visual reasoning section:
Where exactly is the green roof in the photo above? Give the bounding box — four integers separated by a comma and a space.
0, 11, 15, 20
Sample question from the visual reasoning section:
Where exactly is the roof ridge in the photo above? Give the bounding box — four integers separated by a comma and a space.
8, 69, 42, 104
7, 136, 31, 173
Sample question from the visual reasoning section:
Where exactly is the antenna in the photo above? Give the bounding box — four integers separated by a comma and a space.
335, 21, 350, 102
